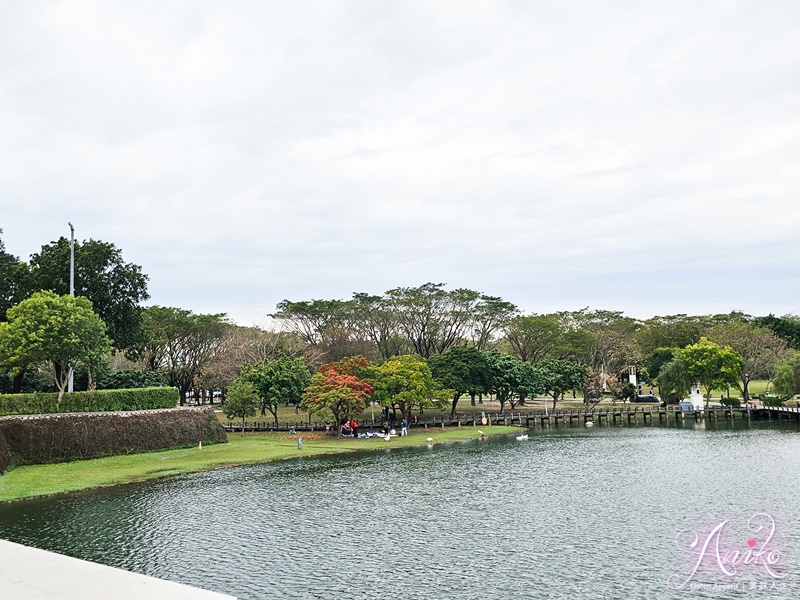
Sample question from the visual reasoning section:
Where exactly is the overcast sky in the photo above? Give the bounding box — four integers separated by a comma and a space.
1, 1, 798, 325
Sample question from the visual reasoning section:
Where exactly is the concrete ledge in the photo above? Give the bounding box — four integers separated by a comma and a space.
0, 539, 236, 600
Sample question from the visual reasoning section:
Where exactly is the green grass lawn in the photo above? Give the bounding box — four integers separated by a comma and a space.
0, 425, 519, 503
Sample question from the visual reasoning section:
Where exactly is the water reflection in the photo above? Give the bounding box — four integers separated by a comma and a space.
1, 420, 799, 599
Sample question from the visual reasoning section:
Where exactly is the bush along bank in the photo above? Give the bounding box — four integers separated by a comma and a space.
0, 387, 179, 416
0, 408, 227, 474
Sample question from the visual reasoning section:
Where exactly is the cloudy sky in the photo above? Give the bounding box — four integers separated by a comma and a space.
1, 1, 798, 325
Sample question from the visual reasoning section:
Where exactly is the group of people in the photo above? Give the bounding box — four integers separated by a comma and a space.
322, 413, 417, 438
323, 420, 361, 436
341, 419, 359, 436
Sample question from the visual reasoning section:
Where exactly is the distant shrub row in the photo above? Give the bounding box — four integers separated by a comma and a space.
0, 387, 179, 416
0, 408, 227, 474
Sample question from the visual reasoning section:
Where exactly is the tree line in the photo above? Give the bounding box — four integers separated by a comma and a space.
3, 232, 800, 417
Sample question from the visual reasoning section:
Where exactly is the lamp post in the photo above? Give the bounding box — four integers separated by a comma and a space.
744, 373, 750, 408
68, 222, 75, 394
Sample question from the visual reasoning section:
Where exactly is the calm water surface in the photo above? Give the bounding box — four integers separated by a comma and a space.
1, 420, 798, 599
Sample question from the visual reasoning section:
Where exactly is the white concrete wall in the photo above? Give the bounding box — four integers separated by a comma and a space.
0, 539, 236, 600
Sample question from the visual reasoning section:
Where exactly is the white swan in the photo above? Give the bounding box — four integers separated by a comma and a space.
515, 434, 528, 441
585, 421, 594, 428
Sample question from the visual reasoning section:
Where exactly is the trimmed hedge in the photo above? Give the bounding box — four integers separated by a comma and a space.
0, 408, 227, 473
0, 387, 178, 416
0, 428, 9, 475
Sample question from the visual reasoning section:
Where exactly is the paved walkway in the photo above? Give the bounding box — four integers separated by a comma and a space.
0, 539, 236, 600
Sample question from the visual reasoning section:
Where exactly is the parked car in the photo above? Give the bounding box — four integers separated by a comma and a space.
632, 394, 660, 403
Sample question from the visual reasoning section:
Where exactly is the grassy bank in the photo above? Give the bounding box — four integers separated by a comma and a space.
0, 426, 518, 503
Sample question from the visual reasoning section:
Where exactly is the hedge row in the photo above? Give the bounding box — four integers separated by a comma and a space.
0, 387, 178, 416
0, 409, 227, 473
0, 429, 9, 475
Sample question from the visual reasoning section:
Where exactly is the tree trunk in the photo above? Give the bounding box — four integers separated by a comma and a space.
450, 393, 460, 418
12, 370, 25, 393
179, 384, 191, 406
470, 393, 476, 406
268, 405, 279, 427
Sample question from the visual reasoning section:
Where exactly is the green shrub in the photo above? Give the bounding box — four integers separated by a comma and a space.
98, 370, 167, 390
0, 387, 178, 416
760, 395, 785, 407
720, 397, 741, 407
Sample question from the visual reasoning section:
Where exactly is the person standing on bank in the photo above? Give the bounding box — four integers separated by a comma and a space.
401, 417, 408, 436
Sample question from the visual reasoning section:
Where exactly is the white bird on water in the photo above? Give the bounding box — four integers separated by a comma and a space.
515, 434, 528, 441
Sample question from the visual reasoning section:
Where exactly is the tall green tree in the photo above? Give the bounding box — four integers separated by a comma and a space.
271, 298, 350, 346
656, 356, 692, 404
429, 346, 491, 416
470, 295, 518, 350
385, 283, 481, 358
636, 314, 708, 357
773, 351, 800, 400
140, 306, 229, 404
483, 350, 548, 414
28, 236, 149, 352
223, 378, 260, 434
349, 293, 407, 359
0, 291, 111, 402
0, 230, 29, 322
369, 354, 441, 421
539, 358, 587, 411
504, 314, 564, 363
755, 314, 800, 349
680, 338, 744, 407
241, 357, 311, 425
709, 321, 788, 402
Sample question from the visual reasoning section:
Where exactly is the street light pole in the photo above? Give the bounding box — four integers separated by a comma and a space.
68, 222, 75, 394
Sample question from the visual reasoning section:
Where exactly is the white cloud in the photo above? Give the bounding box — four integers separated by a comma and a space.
1, 0, 799, 323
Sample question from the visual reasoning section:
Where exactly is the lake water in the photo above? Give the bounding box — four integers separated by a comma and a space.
1, 419, 798, 599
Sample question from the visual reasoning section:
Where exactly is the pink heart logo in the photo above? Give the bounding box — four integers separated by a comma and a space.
747, 540, 757, 548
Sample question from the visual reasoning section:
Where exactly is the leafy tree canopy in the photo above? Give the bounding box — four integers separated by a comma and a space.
656, 357, 692, 404
368, 354, 442, 420
0, 230, 29, 322
224, 378, 260, 434
141, 306, 229, 403
0, 291, 111, 402
755, 314, 800, 350
241, 356, 310, 424
300, 365, 372, 433
27, 237, 149, 353
645, 347, 680, 383
429, 346, 491, 416
773, 351, 800, 400
680, 337, 744, 406
539, 358, 587, 410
